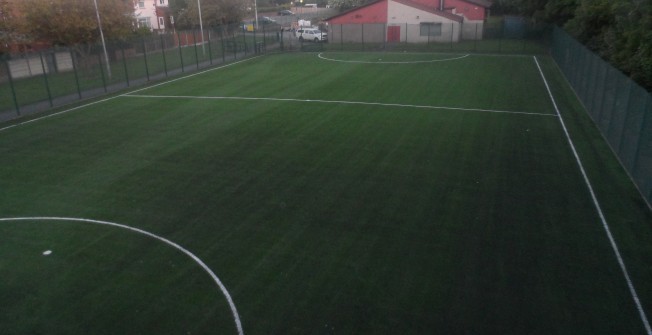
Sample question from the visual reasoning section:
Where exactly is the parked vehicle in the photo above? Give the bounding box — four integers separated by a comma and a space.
295, 28, 327, 42
260, 16, 276, 24
277, 10, 294, 16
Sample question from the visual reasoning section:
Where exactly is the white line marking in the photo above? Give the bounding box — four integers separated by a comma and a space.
533, 56, 652, 335
318, 52, 470, 64
123, 94, 556, 117
0, 216, 244, 335
0, 56, 262, 134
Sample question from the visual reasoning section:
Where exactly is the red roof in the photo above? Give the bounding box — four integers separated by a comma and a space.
325, 0, 467, 23
393, 0, 464, 22
324, 0, 384, 22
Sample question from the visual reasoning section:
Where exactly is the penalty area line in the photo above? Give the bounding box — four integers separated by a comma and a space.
0, 216, 244, 335
123, 94, 557, 117
533, 56, 652, 335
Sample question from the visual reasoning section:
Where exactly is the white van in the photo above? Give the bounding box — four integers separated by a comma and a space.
295, 28, 327, 42
304, 3, 317, 8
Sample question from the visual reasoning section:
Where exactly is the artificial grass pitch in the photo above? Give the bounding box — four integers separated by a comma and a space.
0, 53, 651, 334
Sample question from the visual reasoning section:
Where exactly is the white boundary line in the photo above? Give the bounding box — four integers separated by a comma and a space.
0, 216, 244, 335
533, 56, 652, 335
317, 52, 470, 64
0, 56, 262, 134
123, 94, 556, 117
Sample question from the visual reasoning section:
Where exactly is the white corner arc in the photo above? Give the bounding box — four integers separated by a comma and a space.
0, 216, 244, 335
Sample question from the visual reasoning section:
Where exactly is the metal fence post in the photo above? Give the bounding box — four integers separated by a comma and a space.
193, 29, 200, 69
253, 25, 257, 54
383, 23, 387, 49
161, 34, 169, 77
121, 47, 130, 87
631, 96, 652, 195
498, 20, 504, 53
616, 81, 634, 155
406, 22, 409, 44
98, 53, 107, 92
70, 49, 82, 99
243, 26, 248, 55
178, 30, 185, 72
208, 29, 213, 64
39, 52, 53, 107
142, 37, 150, 81
4, 59, 20, 116
220, 28, 226, 63
233, 29, 237, 59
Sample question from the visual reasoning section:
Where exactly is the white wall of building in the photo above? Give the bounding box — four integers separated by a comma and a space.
388, 0, 461, 43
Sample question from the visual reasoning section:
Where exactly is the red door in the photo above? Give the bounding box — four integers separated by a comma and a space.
387, 26, 401, 42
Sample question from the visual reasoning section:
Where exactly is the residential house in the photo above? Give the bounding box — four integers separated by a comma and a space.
134, 0, 172, 32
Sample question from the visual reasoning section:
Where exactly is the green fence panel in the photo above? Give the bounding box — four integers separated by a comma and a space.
0, 57, 20, 116
620, 85, 650, 171
551, 26, 652, 206
632, 96, 652, 202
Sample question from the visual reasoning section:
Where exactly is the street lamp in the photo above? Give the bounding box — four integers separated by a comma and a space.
197, 0, 205, 54
254, 0, 259, 30
93, 0, 111, 78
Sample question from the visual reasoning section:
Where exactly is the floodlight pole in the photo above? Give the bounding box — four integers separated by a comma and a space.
254, 0, 259, 30
93, 0, 111, 79
197, 0, 205, 54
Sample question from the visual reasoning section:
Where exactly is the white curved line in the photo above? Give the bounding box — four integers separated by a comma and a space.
0, 216, 244, 335
318, 52, 469, 64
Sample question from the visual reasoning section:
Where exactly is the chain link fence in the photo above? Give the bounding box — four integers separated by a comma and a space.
551, 26, 652, 206
0, 23, 282, 121
283, 17, 550, 54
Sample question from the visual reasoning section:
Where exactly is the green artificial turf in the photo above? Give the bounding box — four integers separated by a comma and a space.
0, 53, 650, 334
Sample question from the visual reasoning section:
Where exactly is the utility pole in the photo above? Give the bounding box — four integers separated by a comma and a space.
93, 0, 111, 78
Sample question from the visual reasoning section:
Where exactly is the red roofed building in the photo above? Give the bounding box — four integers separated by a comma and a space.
326, 0, 492, 43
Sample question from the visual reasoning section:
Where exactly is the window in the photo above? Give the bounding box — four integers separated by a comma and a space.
420, 23, 442, 36
159, 0, 165, 4
158, 17, 165, 28
138, 17, 151, 29
138, 1, 145, 8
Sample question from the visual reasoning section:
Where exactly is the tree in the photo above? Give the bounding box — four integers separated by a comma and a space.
0, 0, 11, 54
328, 0, 373, 11
0, 0, 20, 55
491, 0, 577, 24
493, 0, 651, 91
542, 0, 578, 25
17, 0, 133, 47
565, 0, 652, 90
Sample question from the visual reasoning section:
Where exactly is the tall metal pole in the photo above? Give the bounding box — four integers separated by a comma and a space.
197, 0, 205, 54
93, 0, 111, 78
254, 0, 259, 30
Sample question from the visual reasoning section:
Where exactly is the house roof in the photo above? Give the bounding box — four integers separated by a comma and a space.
325, 0, 468, 22
393, 0, 463, 22
324, 0, 384, 22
